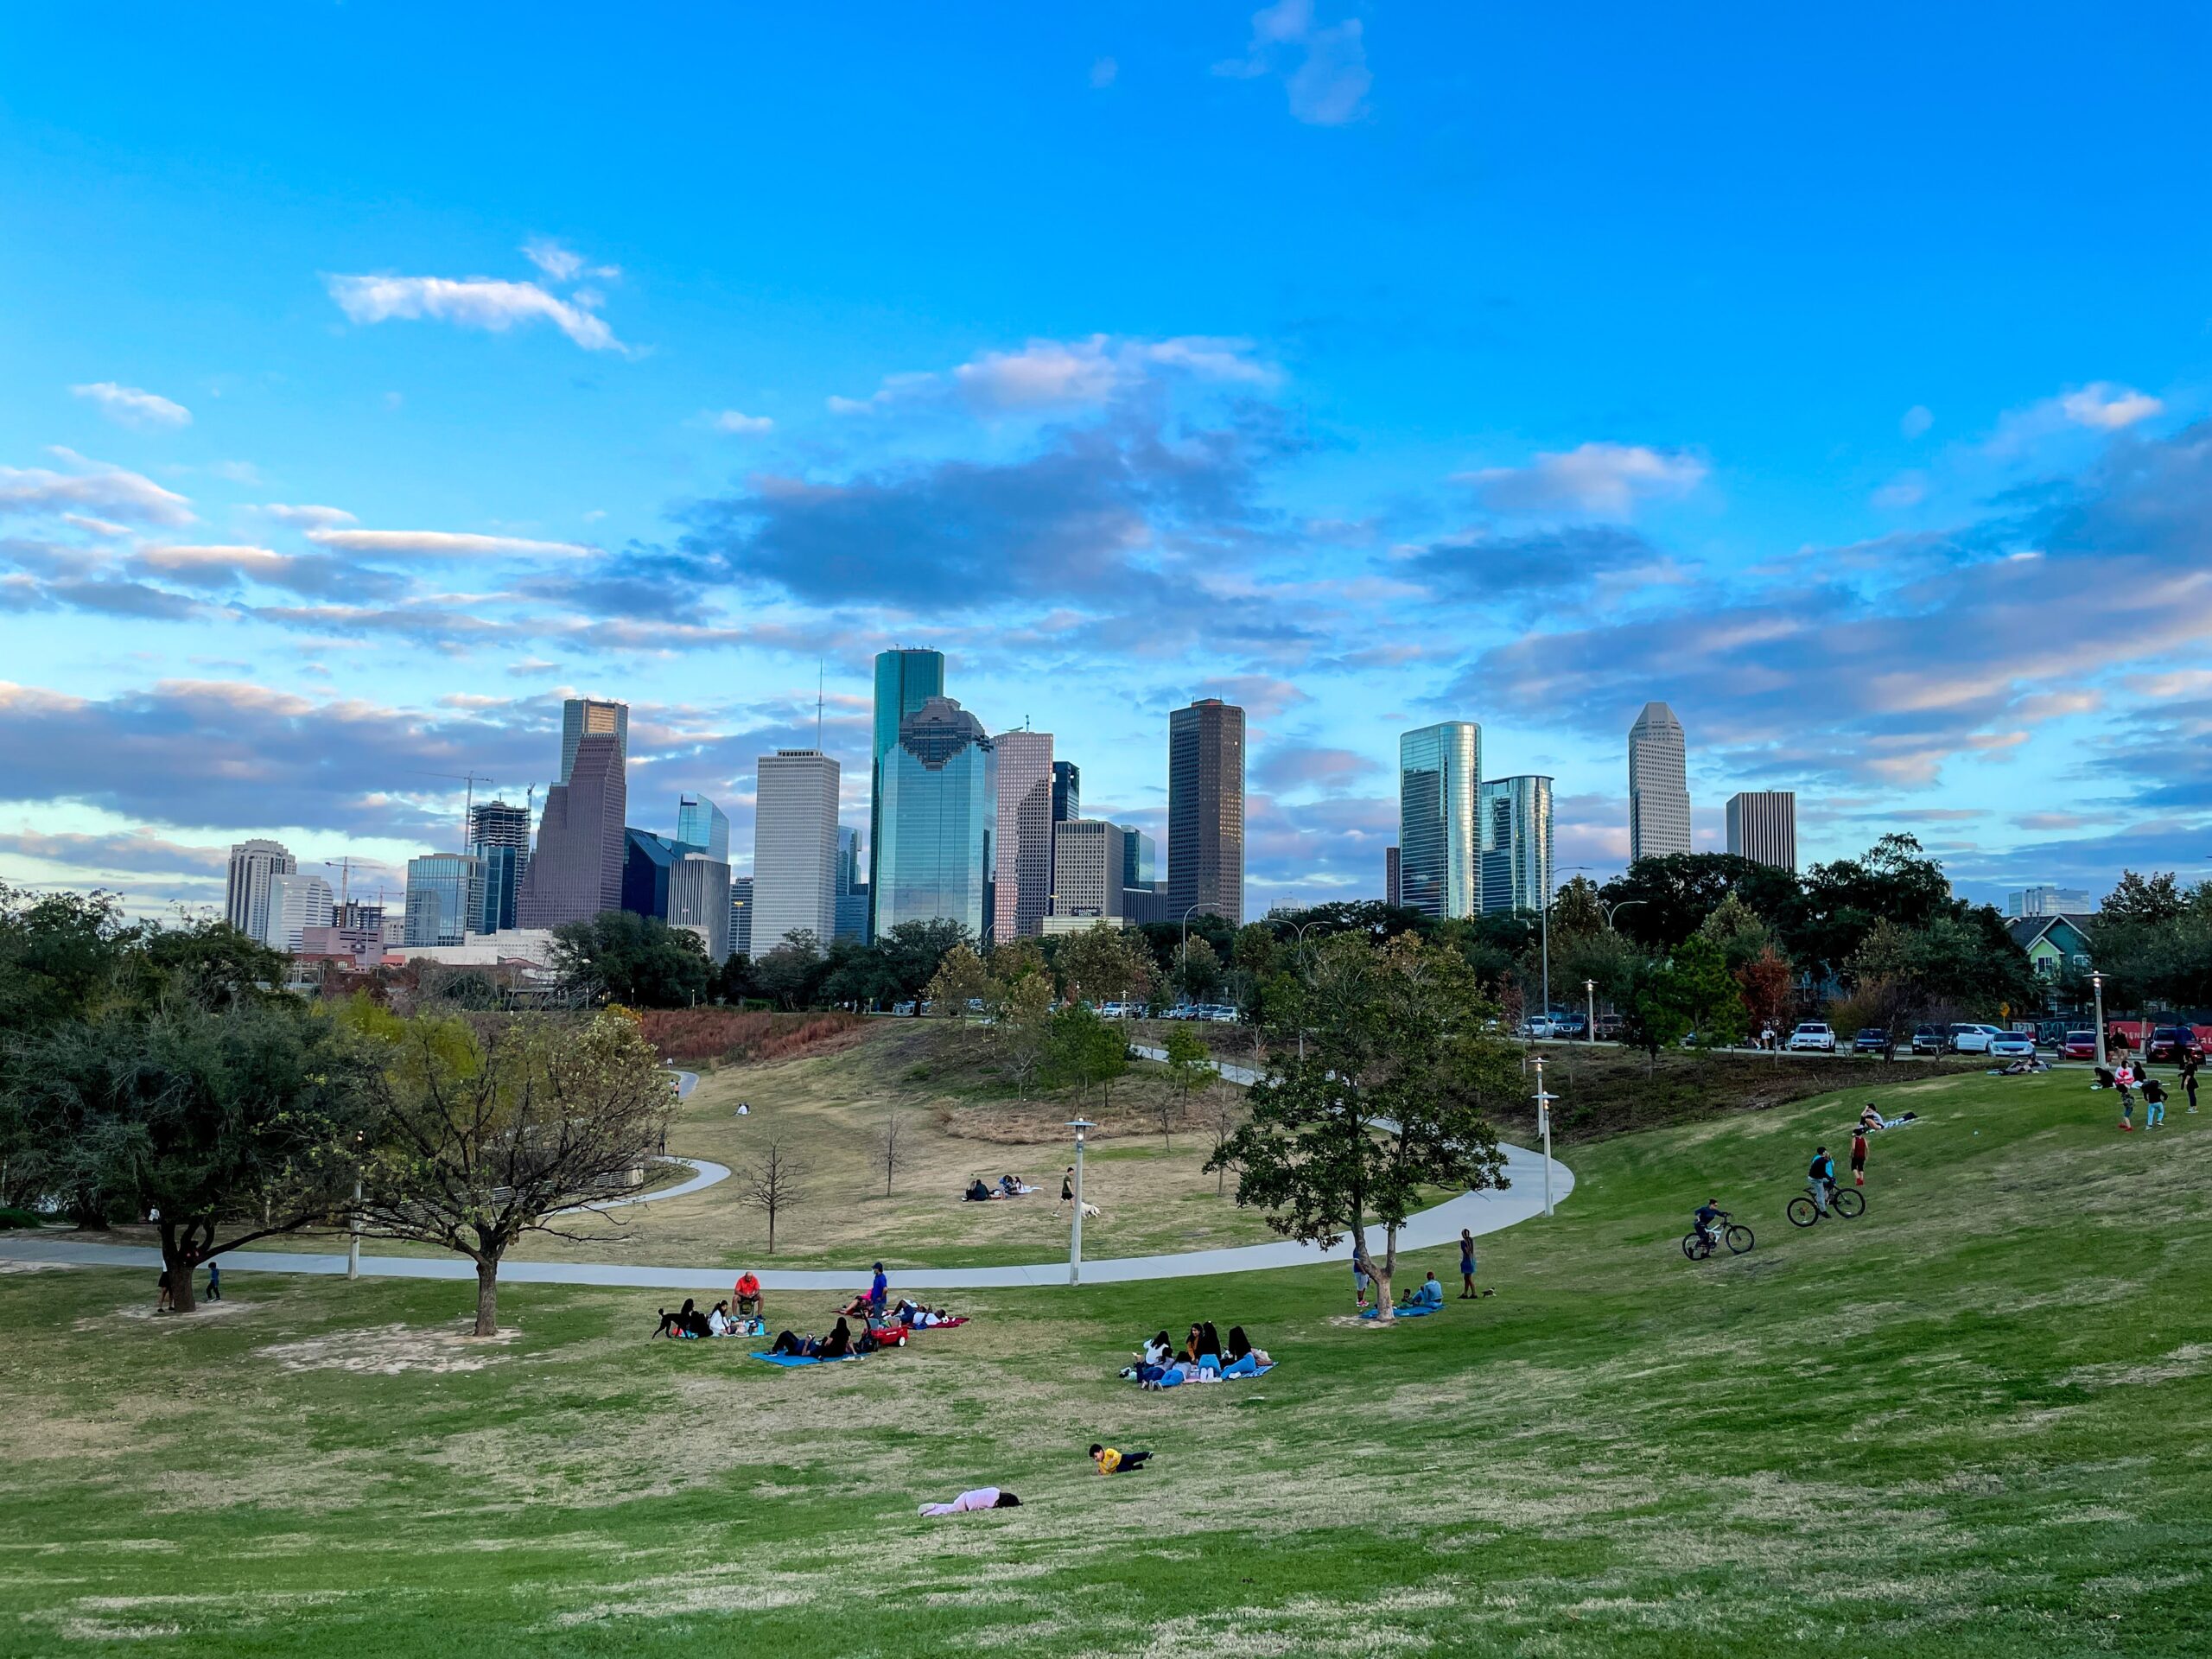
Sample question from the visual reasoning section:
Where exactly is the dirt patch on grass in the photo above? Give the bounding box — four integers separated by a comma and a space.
254, 1319, 519, 1374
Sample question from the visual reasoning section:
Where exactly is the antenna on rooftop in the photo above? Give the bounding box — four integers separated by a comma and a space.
816, 658, 825, 750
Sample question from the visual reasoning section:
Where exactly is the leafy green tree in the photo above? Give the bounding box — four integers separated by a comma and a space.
753, 930, 830, 1010
988, 973, 1057, 1098
1211, 931, 1513, 1318
1057, 923, 1154, 1007
0, 886, 137, 1033
1172, 935, 1224, 1004
550, 912, 712, 1007
1549, 875, 1607, 938
924, 942, 991, 1018
1044, 1002, 1128, 1110
1154, 1022, 1213, 1149
1697, 892, 1775, 970
1671, 933, 1747, 1050
2103, 870, 2190, 924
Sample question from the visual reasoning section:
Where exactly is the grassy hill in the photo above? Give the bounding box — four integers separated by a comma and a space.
0, 1061, 2206, 1656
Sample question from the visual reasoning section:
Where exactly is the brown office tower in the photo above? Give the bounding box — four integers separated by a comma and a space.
518, 730, 626, 927
1166, 696, 1245, 925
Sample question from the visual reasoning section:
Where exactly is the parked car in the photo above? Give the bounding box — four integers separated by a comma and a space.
1988, 1030, 2037, 1058
2061, 1030, 2099, 1061
1852, 1027, 1890, 1054
1787, 1022, 1837, 1052
1594, 1014, 1626, 1040
2148, 1026, 2204, 1063
1911, 1025, 1947, 1055
1948, 1023, 2004, 1053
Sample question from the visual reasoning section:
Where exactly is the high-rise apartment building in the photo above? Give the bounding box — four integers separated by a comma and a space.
559, 697, 628, 785
834, 827, 869, 943
868, 649, 946, 939
404, 855, 476, 947
1628, 702, 1694, 862
1052, 819, 1124, 919
1398, 721, 1481, 920
1166, 697, 1244, 925
518, 730, 626, 927
753, 749, 841, 953
877, 695, 996, 940
263, 871, 334, 953
1479, 775, 1554, 915
729, 876, 753, 959
676, 793, 730, 861
467, 800, 531, 936
994, 729, 1056, 941
2006, 885, 2093, 918
1725, 791, 1796, 871
224, 839, 295, 942
1052, 760, 1080, 825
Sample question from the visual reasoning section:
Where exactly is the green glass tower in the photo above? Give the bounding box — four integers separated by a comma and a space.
868, 648, 945, 939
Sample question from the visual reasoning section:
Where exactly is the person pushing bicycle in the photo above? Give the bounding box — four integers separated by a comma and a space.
1806, 1146, 1839, 1215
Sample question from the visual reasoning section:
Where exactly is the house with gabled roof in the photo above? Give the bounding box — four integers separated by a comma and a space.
2007, 912, 2095, 982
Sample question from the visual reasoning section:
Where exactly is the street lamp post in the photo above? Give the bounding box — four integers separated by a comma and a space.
2091, 973, 2107, 1070
1585, 978, 1596, 1044
346, 1130, 363, 1281
1066, 1117, 1096, 1285
1286, 917, 1320, 1060
1532, 1055, 1557, 1217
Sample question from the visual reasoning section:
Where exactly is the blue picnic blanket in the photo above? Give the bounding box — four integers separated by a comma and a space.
749, 1351, 861, 1367
1136, 1360, 1274, 1387
1360, 1303, 1440, 1319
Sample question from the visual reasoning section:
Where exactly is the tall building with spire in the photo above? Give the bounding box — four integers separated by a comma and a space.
1166, 696, 1245, 925
1628, 702, 1694, 862
1398, 721, 1481, 920
868, 649, 945, 939
994, 728, 1055, 940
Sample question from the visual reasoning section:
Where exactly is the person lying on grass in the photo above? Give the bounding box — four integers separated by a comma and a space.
1399, 1272, 1446, 1310
919, 1488, 1020, 1516
1090, 1444, 1154, 1475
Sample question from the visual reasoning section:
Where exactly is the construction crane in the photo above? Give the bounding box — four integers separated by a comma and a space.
322, 856, 362, 907
412, 770, 499, 852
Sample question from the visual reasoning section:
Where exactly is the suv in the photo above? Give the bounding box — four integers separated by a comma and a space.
2148, 1026, 2204, 1063
1594, 1013, 1625, 1040
1787, 1022, 1836, 1052
1909, 1025, 1945, 1055
1852, 1027, 1890, 1054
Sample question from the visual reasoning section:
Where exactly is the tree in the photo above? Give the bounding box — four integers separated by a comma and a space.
1697, 892, 1775, 970
989, 974, 1057, 1098
1210, 931, 1514, 1318
0, 885, 137, 1033
924, 943, 991, 1018
1202, 1084, 1243, 1196
1549, 875, 1607, 938
1173, 936, 1224, 1004
1735, 945, 1794, 1038
3, 996, 379, 1310
1671, 934, 1748, 1051
1046, 1003, 1128, 1111
1154, 1023, 1212, 1148
876, 1109, 908, 1198
2103, 869, 2190, 925
347, 1007, 671, 1335
739, 1139, 806, 1254
550, 912, 712, 1007
753, 930, 830, 1010
1057, 923, 1154, 1007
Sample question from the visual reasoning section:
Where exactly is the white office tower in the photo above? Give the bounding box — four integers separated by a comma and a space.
224, 839, 295, 942
1628, 702, 1694, 861
752, 749, 840, 952
1726, 791, 1797, 870
263, 871, 334, 954
1051, 819, 1125, 919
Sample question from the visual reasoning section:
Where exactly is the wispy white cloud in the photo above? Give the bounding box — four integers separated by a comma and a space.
1090, 56, 1119, 89
1215, 0, 1371, 126
1900, 404, 1934, 438
304, 527, 598, 560
831, 334, 1278, 416
2060, 381, 2163, 431
709, 410, 775, 435
326, 272, 626, 353
257, 503, 358, 528
1458, 442, 1707, 518
0, 453, 194, 527
135, 543, 295, 583
70, 382, 192, 429
521, 238, 620, 284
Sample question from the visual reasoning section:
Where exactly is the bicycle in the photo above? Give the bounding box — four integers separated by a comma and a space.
1786, 1180, 1865, 1229
1681, 1211, 1755, 1260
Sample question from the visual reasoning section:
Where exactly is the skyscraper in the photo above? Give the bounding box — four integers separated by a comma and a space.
1052, 819, 1124, 919
224, 839, 294, 942
877, 695, 996, 940
1052, 760, 1080, 825
2006, 885, 2093, 918
994, 729, 1055, 941
467, 800, 531, 936
1166, 697, 1244, 925
559, 697, 628, 785
1628, 702, 1694, 862
621, 829, 680, 919
1385, 845, 1402, 908
753, 749, 841, 953
1726, 791, 1796, 870
1398, 721, 1481, 920
518, 730, 626, 927
1118, 825, 1155, 890
676, 793, 730, 861
404, 855, 475, 947
729, 876, 753, 959
834, 826, 870, 943
869, 649, 945, 939
263, 870, 334, 953
1480, 775, 1555, 915
670, 853, 733, 963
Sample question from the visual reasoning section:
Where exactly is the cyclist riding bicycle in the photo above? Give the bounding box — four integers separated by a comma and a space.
1694, 1198, 1724, 1249
1807, 1146, 1838, 1215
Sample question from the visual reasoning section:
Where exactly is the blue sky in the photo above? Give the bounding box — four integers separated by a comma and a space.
3, 2, 2210, 917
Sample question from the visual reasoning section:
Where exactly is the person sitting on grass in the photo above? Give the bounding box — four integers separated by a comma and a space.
816, 1317, 855, 1359
1139, 1331, 1173, 1369
734, 1271, 762, 1318
964, 1178, 993, 1202
1180, 1324, 1205, 1364
1220, 1325, 1265, 1376
1197, 1321, 1224, 1370
707, 1301, 730, 1337
1090, 1444, 1154, 1475
998, 1174, 1024, 1198
918, 1488, 1020, 1516
1400, 1272, 1446, 1310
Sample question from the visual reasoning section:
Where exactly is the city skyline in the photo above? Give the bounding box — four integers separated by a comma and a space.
6, 8, 2209, 914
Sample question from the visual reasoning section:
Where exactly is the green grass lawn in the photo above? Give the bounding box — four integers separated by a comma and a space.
3, 1065, 2207, 1656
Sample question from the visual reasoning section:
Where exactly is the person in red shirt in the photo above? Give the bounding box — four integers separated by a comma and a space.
734, 1271, 762, 1318
1850, 1128, 1869, 1186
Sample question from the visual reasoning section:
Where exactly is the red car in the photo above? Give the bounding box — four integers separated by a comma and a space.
2060, 1030, 2098, 1061
2148, 1026, 2204, 1063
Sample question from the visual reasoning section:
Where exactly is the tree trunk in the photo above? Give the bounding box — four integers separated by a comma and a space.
1356, 1225, 1391, 1323
473, 1257, 500, 1337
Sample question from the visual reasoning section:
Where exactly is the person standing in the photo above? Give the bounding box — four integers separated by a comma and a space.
155, 1269, 173, 1313
2143, 1075, 2168, 1128
2116, 1061, 2138, 1131
1459, 1229, 1477, 1298
1850, 1127, 1869, 1187
2181, 1054, 2200, 1116
1351, 1255, 1370, 1310
868, 1262, 888, 1318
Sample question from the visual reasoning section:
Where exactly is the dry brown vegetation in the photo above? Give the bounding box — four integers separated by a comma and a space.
636, 1007, 865, 1066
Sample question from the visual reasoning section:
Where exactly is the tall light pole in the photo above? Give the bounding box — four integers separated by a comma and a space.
1065, 1117, 1096, 1285
1531, 1055, 1557, 1217
346, 1130, 363, 1281
1585, 977, 1596, 1044
2091, 972, 2107, 1069
1286, 917, 1320, 1060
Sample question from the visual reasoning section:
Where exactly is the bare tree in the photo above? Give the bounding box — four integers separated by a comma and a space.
740, 1139, 807, 1253
351, 1007, 672, 1335
877, 1109, 909, 1198
1203, 1084, 1243, 1196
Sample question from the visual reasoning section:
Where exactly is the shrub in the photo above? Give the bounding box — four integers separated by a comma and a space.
635, 1007, 864, 1065
0, 1205, 51, 1230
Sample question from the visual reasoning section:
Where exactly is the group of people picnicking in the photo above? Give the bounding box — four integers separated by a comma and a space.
963, 1173, 1037, 1201
654, 1297, 765, 1340
766, 1265, 967, 1360
1123, 1319, 1268, 1387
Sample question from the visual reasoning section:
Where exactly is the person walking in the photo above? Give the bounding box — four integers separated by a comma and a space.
1850, 1127, 1869, 1187
1458, 1229, 1477, 1298
2116, 1061, 2138, 1131
204, 1260, 221, 1302
2181, 1055, 2200, 1116
2143, 1074, 2168, 1128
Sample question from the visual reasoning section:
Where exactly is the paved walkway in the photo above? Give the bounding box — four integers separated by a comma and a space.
0, 1142, 1571, 1294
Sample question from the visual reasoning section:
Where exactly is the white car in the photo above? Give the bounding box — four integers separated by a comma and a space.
1987, 1030, 2037, 1058
1948, 1023, 2005, 1053
1786, 1022, 1836, 1052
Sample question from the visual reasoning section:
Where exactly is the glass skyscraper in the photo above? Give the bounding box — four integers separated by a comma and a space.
1166, 697, 1244, 925
467, 799, 531, 935
1397, 721, 1480, 920
1479, 775, 1554, 916
876, 695, 996, 941
1628, 702, 1693, 861
404, 854, 476, 947
676, 793, 730, 861
1052, 760, 1080, 824
868, 648, 945, 939
560, 697, 628, 785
